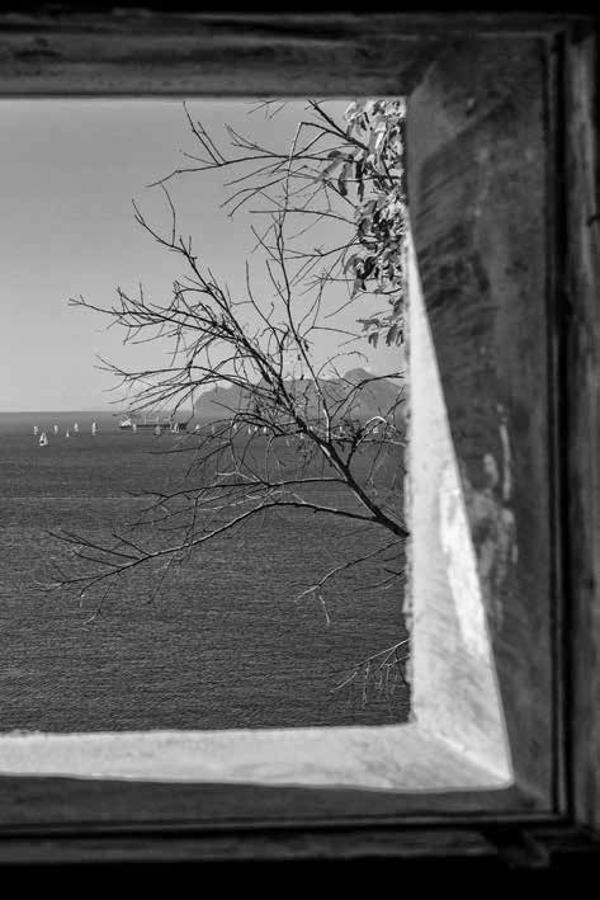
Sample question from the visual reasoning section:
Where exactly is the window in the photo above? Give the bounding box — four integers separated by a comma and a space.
0, 9, 597, 869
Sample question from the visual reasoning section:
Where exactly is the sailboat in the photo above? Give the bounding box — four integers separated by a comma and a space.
65, 428, 70, 439
91, 420, 98, 436
73, 422, 79, 434
154, 424, 161, 437
39, 431, 48, 447
33, 425, 39, 436
132, 422, 137, 433
53, 424, 59, 435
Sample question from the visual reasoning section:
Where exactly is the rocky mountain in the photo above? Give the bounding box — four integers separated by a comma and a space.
193, 367, 406, 427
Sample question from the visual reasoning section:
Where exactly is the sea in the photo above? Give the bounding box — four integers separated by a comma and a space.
0, 411, 409, 733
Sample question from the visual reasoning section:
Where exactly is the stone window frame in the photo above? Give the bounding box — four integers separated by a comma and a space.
0, 9, 598, 868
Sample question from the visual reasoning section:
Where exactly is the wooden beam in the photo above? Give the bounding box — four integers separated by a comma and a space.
0, 12, 442, 96
565, 24, 600, 831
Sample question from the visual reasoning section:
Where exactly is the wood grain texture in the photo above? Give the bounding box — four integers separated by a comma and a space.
0, 11, 581, 98
565, 26, 600, 831
0, 809, 594, 866
0, 12, 442, 96
0, 776, 541, 832
0, 822, 538, 866
406, 37, 554, 803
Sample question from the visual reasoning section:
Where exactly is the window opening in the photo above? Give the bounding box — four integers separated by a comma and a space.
0, 98, 410, 735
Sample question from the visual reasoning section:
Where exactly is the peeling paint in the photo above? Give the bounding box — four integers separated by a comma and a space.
438, 412, 517, 637
483, 452, 499, 488
461, 420, 517, 631
497, 403, 512, 502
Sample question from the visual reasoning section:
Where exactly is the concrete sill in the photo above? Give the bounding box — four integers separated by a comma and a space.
0, 721, 509, 793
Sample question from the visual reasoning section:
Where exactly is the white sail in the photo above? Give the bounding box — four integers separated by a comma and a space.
132, 423, 137, 433
154, 424, 161, 437
194, 423, 201, 433
53, 424, 59, 435
91, 420, 98, 435
65, 429, 70, 439
173, 422, 179, 433
73, 422, 79, 433
33, 425, 39, 436
39, 432, 48, 447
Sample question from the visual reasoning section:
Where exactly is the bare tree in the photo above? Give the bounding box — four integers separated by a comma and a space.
49, 99, 410, 703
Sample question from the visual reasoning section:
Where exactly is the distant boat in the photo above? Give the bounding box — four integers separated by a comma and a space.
73, 422, 79, 434
121, 413, 186, 431
91, 420, 98, 436
194, 423, 201, 433
33, 425, 39, 436
53, 424, 59, 435
65, 428, 70, 439
39, 432, 48, 447
154, 424, 161, 437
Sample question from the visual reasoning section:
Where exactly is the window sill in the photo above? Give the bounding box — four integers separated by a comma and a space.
0, 721, 507, 792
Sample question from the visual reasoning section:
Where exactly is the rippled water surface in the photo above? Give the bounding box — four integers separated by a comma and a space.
0, 412, 408, 732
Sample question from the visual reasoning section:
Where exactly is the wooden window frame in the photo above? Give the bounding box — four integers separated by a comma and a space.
0, 8, 598, 870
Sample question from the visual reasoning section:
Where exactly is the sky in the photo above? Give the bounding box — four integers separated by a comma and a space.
0, 99, 405, 412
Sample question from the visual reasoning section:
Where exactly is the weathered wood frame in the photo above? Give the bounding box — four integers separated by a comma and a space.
0, 10, 598, 868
